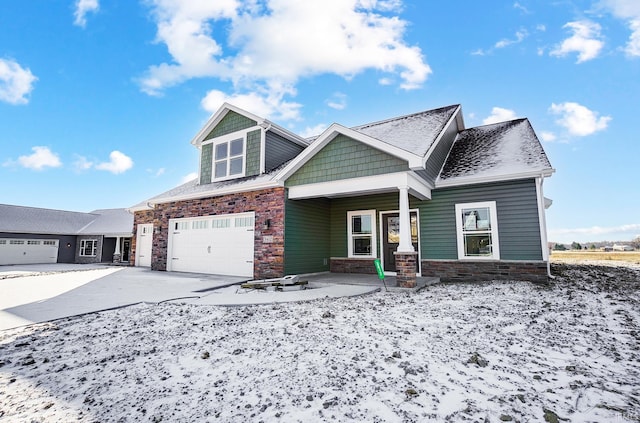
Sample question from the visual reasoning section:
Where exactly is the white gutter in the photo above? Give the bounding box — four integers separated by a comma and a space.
436, 168, 555, 188
535, 174, 554, 279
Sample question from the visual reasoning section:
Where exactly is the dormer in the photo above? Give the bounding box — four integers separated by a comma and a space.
191, 104, 309, 185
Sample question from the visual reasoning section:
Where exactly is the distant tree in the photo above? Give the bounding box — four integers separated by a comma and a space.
632, 236, 640, 250
553, 243, 567, 251
571, 242, 582, 250
590, 244, 596, 250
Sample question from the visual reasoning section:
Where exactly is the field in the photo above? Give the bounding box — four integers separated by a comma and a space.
1, 262, 639, 422
551, 250, 640, 264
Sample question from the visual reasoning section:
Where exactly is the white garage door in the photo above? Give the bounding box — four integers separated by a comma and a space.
0, 238, 59, 265
135, 224, 153, 267
167, 212, 255, 277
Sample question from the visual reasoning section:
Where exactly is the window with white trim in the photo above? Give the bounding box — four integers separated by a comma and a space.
80, 239, 98, 257
213, 137, 245, 180
347, 210, 377, 258
455, 201, 500, 259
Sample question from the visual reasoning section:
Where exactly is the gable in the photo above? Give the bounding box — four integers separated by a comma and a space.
285, 134, 409, 187
204, 110, 257, 141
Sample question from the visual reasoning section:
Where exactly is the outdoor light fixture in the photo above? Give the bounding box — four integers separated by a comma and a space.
263, 219, 271, 230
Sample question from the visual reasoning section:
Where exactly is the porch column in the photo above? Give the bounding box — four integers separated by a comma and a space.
395, 186, 417, 288
113, 236, 121, 263
397, 186, 414, 253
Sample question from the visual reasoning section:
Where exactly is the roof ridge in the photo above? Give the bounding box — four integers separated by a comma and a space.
352, 104, 460, 131
463, 117, 528, 131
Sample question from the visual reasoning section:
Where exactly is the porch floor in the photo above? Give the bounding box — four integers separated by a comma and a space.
303, 272, 440, 292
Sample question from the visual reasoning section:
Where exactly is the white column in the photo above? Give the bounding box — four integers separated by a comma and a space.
114, 236, 121, 255
397, 186, 415, 253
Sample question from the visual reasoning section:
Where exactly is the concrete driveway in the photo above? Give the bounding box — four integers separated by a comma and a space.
0, 265, 247, 331
0, 264, 386, 331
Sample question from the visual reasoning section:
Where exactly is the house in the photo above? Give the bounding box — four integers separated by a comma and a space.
613, 244, 634, 251
130, 103, 554, 286
0, 204, 133, 265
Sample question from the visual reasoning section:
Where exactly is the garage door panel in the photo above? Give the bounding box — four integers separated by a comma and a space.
0, 239, 59, 265
168, 213, 255, 277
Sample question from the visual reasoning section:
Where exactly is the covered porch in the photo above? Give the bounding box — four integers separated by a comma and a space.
286, 171, 431, 288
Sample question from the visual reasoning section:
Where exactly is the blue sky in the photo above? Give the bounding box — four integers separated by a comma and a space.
1, 0, 638, 244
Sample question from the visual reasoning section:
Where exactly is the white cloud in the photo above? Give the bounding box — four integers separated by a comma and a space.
74, 0, 99, 28
550, 20, 604, 63
299, 124, 328, 139
513, 2, 530, 14
0, 58, 37, 105
549, 102, 611, 136
495, 29, 528, 49
550, 223, 640, 243
326, 92, 347, 110
482, 107, 518, 125
598, 0, 640, 56
181, 172, 198, 183
201, 88, 302, 121
73, 155, 94, 171
95, 151, 133, 174
141, 0, 431, 118
17, 146, 62, 170
540, 131, 557, 142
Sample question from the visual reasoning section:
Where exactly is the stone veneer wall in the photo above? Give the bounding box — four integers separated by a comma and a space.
132, 187, 286, 279
421, 260, 548, 283
330, 258, 377, 274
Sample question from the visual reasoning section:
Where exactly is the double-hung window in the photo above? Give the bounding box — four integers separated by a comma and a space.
347, 210, 377, 258
455, 201, 500, 260
80, 239, 97, 257
214, 137, 245, 180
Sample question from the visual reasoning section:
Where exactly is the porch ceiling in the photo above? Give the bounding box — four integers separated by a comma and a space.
287, 171, 431, 200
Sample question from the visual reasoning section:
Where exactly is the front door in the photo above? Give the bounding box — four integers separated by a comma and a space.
382, 211, 419, 272
122, 239, 130, 262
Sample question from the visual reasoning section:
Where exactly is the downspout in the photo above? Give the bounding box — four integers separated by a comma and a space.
535, 175, 554, 278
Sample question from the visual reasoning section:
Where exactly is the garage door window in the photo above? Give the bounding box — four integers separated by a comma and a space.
212, 218, 230, 228
80, 239, 97, 257
235, 216, 254, 227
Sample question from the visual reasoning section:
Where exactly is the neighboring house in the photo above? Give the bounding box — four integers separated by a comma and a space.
613, 244, 634, 251
130, 103, 554, 286
0, 204, 133, 265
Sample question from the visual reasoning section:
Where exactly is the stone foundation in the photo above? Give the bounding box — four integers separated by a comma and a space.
394, 252, 418, 288
330, 258, 377, 274
421, 260, 549, 283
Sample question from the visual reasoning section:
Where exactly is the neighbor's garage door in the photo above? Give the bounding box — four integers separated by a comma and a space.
0, 238, 59, 265
167, 212, 255, 277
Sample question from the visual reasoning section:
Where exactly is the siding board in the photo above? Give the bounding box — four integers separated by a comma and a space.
284, 197, 331, 274
265, 131, 305, 172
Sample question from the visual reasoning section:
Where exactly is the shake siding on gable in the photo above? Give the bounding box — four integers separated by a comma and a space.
204, 110, 257, 140
245, 129, 262, 177
200, 144, 213, 184
265, 131, 305, 172
285, 134, 409, 186
284, 196, 331, 275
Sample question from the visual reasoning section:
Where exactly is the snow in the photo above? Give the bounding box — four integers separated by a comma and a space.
438, 119, 553, 184
354, 105, 458, 156
1, 262, 639, 422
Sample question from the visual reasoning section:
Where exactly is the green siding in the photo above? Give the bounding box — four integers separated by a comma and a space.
205, 111, 257, 140
286, 134, 409, 186
200, 143, 212, 184
246, 129, 261, 176
284, 179, 544, 274
421, 179, 543, 260
284, 197, 331, 274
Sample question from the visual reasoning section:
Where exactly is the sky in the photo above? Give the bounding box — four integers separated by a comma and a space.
0, 0, 638, 244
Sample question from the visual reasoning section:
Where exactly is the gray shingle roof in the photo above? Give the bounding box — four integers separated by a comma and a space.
0, 204, 132, 236
438, 119, 553, 184
353, 105, 458, 156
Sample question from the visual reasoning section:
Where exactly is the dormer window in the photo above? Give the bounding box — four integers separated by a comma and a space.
214, 138, 244, 179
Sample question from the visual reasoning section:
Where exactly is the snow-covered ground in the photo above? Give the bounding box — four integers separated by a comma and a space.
1, 263, 639, 422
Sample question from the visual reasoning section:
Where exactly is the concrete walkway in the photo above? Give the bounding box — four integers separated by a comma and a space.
0, 265, 383, 331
